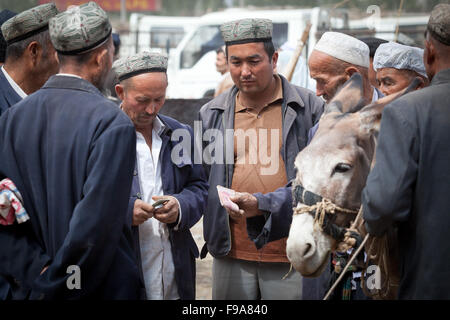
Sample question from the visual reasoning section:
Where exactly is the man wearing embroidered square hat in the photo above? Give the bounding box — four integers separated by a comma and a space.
199, 18, 324, 300
0, 3, 58, 116
374, 42, 429, 96
0, 2, 143, 299
112, 51, 208, 300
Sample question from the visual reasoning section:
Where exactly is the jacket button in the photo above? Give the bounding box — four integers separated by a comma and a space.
133, 170, 137, 176
136, 193, 142, 199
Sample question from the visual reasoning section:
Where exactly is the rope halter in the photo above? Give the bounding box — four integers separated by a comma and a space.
292, 184, 359, 244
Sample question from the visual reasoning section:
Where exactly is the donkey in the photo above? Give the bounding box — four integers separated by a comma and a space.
285, 73, 420, 298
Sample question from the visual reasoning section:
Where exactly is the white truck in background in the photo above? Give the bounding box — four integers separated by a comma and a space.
120, 14, 197, 56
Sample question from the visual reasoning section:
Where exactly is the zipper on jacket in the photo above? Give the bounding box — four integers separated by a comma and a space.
222, 112, 232, 254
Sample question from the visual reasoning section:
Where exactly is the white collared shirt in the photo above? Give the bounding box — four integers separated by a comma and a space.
1, 66, 27, 99
136, 116, 180, 300
56, 73, 83, 79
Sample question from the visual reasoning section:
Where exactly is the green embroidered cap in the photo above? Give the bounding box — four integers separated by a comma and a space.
49, 1, 112, 55
1, 3, 58, 45
220, 18, 272, 45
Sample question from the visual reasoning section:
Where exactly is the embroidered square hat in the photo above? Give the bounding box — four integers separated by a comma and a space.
113, 51, 168, 82
1, 3, 58, 45
220, 18, 272, 45
49, 1, 112, 55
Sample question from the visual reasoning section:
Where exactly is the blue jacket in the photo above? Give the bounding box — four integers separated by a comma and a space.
0, 75, 143, 299
0, 68, 21, 116
128, 115, 208, 300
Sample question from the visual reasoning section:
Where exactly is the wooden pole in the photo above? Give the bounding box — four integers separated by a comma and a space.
282, 22, 312, 82
394, 0, 405, 43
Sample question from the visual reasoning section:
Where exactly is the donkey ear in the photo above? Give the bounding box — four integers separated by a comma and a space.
359, 77, 422, 135
325, 73, 366, 114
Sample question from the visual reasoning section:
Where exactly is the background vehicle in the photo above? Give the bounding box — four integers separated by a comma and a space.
120, 14, 197, 56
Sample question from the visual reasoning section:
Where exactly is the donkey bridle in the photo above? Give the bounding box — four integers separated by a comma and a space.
292, 184, 360, 243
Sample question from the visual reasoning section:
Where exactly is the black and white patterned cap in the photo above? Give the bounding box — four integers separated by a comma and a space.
49, 2, 112, 55
113, 51, 168, 82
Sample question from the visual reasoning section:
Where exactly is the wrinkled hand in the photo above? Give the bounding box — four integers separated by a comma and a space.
227, 192, 260, 220
132, 199, 155, 226
152, 195, 179, 224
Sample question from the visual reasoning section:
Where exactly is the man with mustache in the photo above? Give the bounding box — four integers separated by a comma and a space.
198, 18, 324, 300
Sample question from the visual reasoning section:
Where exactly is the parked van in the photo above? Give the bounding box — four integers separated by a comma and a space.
120, 14, 197, 56
166, 7, 346, 98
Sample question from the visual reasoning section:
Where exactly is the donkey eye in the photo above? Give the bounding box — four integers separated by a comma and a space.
334, 163, 352, 174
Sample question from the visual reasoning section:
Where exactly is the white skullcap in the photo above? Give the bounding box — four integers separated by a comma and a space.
373, 42, 427, 78
314, 32, 370, 68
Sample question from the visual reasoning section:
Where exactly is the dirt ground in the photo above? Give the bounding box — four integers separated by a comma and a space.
191, 217, 213, 300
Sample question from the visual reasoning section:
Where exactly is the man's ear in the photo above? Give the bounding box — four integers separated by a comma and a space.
415, 76, 426, 90
272, 50, 278, 71
425, 38, 436, 69
115, 84, 124, 101
27, 41, 41, 66
344, 66, 359, 77
54, 51, 60, 65
94, 47, 108, 69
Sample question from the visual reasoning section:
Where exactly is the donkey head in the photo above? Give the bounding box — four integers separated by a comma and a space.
286, 73, 420, 277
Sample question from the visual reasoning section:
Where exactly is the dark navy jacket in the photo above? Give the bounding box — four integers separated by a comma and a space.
363, 69, 450, 299
128, 115, 208, 300
0, 75, 143, 299
0, 68, 21, 117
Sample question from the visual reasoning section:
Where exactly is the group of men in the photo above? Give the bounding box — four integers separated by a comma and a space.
0, 1, 449, 300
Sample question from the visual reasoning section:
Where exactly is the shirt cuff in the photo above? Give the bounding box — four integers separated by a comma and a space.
173, 197, 182, 231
